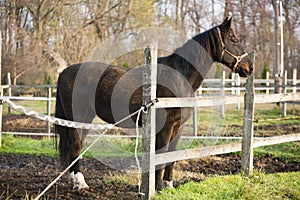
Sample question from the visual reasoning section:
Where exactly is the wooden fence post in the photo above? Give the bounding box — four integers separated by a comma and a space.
231, 72, 235, 95
241, 51, 255, 175
141, 44, 157, 199
266, 71, 270, 95
220, 70, 225, 118
46, 86, 51, 139
292, 68, 297, 93
282, 70, 287, 117
193, 102, 198, 137
198, 85, 202, 95
7, 73, 12, 114
0, 32, 2, 148
235, 73, 240, 109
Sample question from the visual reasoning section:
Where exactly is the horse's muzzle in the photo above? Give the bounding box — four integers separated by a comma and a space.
237, 59, 253, 77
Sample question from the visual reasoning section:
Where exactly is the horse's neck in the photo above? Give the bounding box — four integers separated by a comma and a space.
163, 34, 216, 91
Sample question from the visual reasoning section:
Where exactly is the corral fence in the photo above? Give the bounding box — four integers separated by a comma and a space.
140, 46, 300, 199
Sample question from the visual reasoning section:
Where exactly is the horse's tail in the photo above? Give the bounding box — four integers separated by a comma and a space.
55, 89, 71, 168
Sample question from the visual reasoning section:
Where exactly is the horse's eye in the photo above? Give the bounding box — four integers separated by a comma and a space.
232, 37, 239, 43
229, 30, 239, 43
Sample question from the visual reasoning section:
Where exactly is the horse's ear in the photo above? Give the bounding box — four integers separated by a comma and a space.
221, 12, 233, 31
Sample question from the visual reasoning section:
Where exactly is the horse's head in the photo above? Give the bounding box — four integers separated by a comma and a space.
216, 14, 253, 77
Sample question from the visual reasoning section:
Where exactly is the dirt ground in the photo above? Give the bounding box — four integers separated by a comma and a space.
1, 153, 299, 200
0, 154, 300, 200
1, 115, 300, 199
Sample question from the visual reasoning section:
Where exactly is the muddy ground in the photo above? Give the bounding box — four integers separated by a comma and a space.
1, 115, 300, 199
1, 153, 299, 200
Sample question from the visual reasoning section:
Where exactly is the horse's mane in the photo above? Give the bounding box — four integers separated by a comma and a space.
157, 27, 220, 90
159, 27, 219, 74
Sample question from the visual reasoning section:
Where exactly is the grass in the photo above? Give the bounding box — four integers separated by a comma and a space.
0, 135, 57, 157
254, 141, 300, 162
0, 134, 140, 158
84, 136, 140, 158
154, 171, 300, 200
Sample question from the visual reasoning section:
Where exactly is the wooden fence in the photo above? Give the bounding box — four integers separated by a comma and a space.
141, 46, 300, 199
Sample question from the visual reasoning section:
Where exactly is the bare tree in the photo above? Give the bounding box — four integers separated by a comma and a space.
1, 0, 299, 84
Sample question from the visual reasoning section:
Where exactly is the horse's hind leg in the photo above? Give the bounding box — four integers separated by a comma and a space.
69, 112, 95, 190
68, 128, 90, 190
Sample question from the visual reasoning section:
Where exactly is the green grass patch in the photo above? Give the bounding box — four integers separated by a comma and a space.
0, 135, 141, 158
84, 137, 141, 158
0, 135, 57, 156
154, 171, 300, 200
254, 141, 300, 162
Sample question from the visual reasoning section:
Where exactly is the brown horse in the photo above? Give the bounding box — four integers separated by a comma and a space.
55, 15, 252, 190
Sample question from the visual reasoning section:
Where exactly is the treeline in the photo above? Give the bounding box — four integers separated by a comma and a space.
0, 0, 299, 85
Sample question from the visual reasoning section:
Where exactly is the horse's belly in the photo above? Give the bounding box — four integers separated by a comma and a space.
95, 104, 115, 124
95, 102, 141, 128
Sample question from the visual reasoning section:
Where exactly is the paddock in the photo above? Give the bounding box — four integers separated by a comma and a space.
0, 46, 300, 199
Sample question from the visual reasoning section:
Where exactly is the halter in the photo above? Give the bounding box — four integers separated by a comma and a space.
217, 27, 248, 73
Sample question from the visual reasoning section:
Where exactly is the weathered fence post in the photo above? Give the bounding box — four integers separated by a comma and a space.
7, 73, 12, 114
46, 86, 52, 139
292, 68, 297, 93
266, 71, 270, 95
198, 85, 202, 95
282, 70, 287, 117
141, 44, 157, 199
235, 73, 241, 109
231, 72, 235, 95
220, 70, 225, 118
193, 106, 198, 136
241, 51, 255, 175
193, 93, 198, 136
0, 32, 2, 148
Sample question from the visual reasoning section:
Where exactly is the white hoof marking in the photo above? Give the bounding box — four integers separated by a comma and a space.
73, 172, 89, 190
163, 180, 173, 189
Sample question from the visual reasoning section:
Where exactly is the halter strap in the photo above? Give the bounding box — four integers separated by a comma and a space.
216, 27, 248, 73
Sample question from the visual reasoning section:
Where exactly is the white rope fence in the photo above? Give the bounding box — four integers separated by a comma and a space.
1, 97, 157, 199
3, 98, 112, 130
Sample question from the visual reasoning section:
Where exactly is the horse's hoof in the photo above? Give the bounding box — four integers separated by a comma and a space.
155, 179, 164, 191
163, 180, 173, 189
73, 172, 89, 190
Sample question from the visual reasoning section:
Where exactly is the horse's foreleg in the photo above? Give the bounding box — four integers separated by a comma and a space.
163, 123, 183, 188
155, 123, 174, 191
